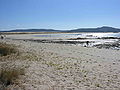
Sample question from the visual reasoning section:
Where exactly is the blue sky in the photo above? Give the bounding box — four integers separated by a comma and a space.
0, 0, 120, 30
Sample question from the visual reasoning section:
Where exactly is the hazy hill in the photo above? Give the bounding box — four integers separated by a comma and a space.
1, 26, 120, 32
66, 26, 120, 32
5, 29, 60, 32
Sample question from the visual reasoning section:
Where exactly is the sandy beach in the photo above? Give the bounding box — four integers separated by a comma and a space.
0, 34, 120, 90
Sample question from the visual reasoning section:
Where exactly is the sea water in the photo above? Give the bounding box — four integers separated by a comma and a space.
34, 33, 120, 38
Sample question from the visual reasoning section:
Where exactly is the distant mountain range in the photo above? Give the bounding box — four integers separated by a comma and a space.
1, 26, 120, 32
3, 29, 60, 32
67, 26, 120, 32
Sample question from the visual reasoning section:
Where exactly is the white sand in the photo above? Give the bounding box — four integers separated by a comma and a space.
0, 34, 120, 90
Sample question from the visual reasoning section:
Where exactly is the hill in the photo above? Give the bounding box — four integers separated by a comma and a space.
4, 29, 60, 32
66, 26, 120, 32
1, 26, 120, 32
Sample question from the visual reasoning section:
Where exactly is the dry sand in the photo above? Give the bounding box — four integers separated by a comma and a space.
0, 34, 120, 90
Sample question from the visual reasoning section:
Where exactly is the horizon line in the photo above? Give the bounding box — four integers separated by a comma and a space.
0, 26, 120, 31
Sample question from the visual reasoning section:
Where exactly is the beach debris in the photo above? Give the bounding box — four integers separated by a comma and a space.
0, 35, 4, 39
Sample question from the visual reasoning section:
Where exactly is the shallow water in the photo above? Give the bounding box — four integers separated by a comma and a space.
33, 33, 120, 49
34, 33, 120, 38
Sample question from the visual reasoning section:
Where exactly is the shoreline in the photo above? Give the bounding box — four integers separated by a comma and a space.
4, 33, 120, 50
8, 38, 120, 50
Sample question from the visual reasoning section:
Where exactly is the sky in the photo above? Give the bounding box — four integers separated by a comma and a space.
0, 0, 120, 30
